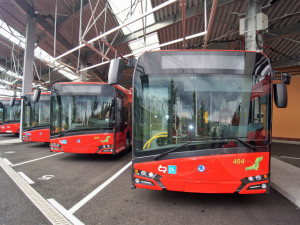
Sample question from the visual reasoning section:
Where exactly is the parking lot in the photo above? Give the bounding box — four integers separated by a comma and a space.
0, 134, 300, 225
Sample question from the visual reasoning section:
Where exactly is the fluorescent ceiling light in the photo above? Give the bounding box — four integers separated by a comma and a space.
109, 0, 155, 35
128, 32, 160, 56
0, 19, 78, 81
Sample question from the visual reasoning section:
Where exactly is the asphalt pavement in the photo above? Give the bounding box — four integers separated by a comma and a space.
272, 143, 300, 168
0, 135, 299, 225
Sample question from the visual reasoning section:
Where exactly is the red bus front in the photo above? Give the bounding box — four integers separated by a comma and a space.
0, 98, 21, 134
50, 82, 131, 154
22, 92, 50, 142
131, 50, 273, 194
0, 123, 20, 134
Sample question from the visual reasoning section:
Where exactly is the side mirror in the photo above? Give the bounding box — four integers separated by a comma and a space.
108, 58, 124, 85
33, 89, 41, 102
274, 83, 287, 108
10, 98, 15, 107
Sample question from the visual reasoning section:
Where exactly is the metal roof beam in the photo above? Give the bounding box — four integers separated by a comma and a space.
9, 0, 74, 52
112, 0, 236, 47
264, 23, 300, 41
272, 58, 300, 68
207, 23, 300, 50
37, 0, 98, 47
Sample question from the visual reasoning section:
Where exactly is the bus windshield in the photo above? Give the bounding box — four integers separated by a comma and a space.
51, 94, 115, 135
23, 95, 50, 129
3, 100, 21, 123
133, 51, 272, 157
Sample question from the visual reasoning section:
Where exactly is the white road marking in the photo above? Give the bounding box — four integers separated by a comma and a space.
280, 156, 300, 160
18, 172, 35, 184
48, 199, 84, 225
69, 161, 132, 214
3, 158, 12, 166
0, 157, 71, 225
5, 151, 15, 154
11, 152, 63, 167
38, 175, 55, 181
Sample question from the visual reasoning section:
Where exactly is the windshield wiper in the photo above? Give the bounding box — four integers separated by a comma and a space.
89, 127, 110, 130
32, 124, 49, 128
57, 127, 110, 137
211, 137, 256, 151
57, 129, 76, 137
153, 142, 190, 161
153, 137, 257, 161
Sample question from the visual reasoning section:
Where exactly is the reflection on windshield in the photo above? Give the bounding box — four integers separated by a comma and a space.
51, 95, 114, 135
134, 74, 271, 153
0, 107, 3, 123
3, 101, 21, 123
23, 101, 50, 129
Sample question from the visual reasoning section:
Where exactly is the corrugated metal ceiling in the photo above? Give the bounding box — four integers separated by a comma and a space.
0, 0, 299, 87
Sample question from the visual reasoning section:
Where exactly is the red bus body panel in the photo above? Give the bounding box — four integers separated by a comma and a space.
50, 129, 131, 154
0, 123, 20, 134
134, 152, 269, 194
22, 129, 50, 142
50, 132, 115, 154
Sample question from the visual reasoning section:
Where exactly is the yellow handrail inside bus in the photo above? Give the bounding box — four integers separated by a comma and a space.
143, 132, 168, 150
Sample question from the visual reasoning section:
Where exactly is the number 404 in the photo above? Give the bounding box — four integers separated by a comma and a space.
233, 158, 245, 164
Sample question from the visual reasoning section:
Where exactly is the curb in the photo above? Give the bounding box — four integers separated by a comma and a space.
270, 157, 300, 208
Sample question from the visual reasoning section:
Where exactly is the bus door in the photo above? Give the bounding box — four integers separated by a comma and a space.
115, 91, 129, 153
248, 77, 271, 146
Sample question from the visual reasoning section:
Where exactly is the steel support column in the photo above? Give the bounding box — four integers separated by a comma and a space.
20, 15, 36, 140
244, 0, 261, 51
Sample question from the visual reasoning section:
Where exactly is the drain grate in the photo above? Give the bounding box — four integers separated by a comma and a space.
0, 157, 72, 225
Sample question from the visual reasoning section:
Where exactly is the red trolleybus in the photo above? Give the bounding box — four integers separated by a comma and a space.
109, 50, 288, 194
0, 98, 21, 134
50, 82, 132, 154
22, 92, 51, 142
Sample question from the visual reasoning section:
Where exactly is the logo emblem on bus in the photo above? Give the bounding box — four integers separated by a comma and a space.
101, 136, 111, 143
77, 139, 80, 143
245, 156, 263, 171
59, 140, 67, 144
158, 165, 167, 173
198, 165, 205, 172
40, 132, 42, 135
168, 165, 177, 174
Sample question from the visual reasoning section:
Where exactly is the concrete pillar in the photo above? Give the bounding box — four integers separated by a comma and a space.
245, 0, 261, 51
19, 15, 36, 139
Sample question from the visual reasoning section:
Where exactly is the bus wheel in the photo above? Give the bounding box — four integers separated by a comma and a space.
125, 134, 131, 152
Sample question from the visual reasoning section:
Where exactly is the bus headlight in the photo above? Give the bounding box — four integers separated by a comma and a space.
247, 174, 268, 182
134, 169, 157, 179
141, 171, 147, 176
148, 172, 154, 178
135, 178, 140, 184
255, 175, 262, 181
261, 183, 267, 189
248, 176, 254, 182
